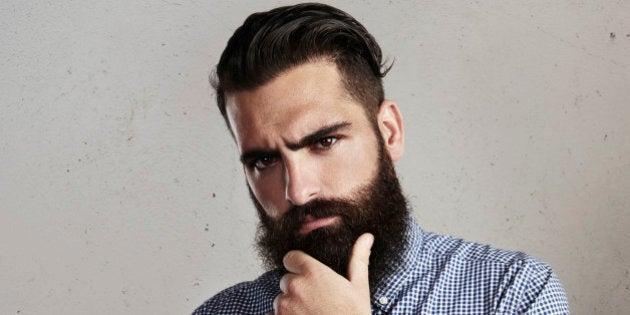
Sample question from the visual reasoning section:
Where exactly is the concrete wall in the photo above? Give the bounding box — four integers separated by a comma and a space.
1, 1, 628, 314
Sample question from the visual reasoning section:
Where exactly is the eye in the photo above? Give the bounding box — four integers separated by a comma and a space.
251, 156, 278, 170
313, 136, 338, 150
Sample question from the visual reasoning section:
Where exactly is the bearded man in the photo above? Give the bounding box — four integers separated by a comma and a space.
193, 3, 569, 314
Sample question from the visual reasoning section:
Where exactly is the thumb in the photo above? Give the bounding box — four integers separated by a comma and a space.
347, 233, 374, 288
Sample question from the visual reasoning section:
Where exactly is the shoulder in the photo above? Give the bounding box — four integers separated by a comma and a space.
192, 270, 281, 315
421, 231, 530, 265
417, 231, 569, 313
419, 230, 558, 280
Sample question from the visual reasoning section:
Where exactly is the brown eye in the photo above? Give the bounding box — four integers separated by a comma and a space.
314, 137, 338, 150
253, 156, 277, 170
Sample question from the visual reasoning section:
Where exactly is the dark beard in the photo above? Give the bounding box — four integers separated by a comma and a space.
250, 144, 410, 288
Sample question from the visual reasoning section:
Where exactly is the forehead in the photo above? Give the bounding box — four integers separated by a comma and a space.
225, 61, 367, 148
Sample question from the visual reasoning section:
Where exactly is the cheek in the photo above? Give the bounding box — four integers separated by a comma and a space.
325, 139, 379, 195
246, 170, 287, 219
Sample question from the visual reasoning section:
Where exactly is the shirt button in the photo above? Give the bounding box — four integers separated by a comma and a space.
378, 296, 389, 305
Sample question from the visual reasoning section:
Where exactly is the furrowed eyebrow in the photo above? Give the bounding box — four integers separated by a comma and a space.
239, 121, 352, 164
285, 121, 351, 151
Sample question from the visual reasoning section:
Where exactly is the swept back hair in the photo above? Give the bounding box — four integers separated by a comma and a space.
213, 3, 391, 129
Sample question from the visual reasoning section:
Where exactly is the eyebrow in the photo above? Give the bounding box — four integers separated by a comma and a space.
239, 121, 352, 164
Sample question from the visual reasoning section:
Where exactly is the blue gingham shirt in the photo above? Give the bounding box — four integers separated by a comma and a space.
193, 219, 569, 314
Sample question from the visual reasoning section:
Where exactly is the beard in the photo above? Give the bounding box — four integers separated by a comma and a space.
249, 142, 410, 288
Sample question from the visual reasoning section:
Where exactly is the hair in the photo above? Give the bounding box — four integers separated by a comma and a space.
212, 3, 391, 129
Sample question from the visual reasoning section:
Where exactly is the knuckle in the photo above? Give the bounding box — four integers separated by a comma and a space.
282, 253, 291, 266
286, 277, 299, 293
301, 263, 318, 277
283, 250, 298, 264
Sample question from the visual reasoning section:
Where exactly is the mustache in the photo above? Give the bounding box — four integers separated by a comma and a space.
264, 198, 363, 232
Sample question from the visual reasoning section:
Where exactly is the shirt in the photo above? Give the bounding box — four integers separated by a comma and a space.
192, 219, 569, 314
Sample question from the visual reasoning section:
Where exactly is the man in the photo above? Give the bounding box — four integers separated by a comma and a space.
194, 3, 569, 314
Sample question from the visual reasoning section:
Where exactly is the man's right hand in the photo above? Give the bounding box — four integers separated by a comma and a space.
268, 233, 374, 315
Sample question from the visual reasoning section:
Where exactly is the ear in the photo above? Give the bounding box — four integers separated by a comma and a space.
376, 100, 405, 161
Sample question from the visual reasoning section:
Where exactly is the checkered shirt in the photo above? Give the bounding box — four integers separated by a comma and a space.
193, 219, 569, 314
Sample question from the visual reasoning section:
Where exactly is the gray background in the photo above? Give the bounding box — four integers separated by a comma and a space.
1, 1, 628, 314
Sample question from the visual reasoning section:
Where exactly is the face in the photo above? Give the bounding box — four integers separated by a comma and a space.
252, 144, 409, 279
226, 61, 382, 222
225, 60, 407, 278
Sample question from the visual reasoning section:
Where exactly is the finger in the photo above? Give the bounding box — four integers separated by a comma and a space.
272, 293, 283, 315
347, 233, 374, 288
279, 272, 298, 294
283, 250, 321, 275
273, 292, 294, 315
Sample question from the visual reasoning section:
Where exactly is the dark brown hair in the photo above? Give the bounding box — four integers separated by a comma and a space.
213, 3, 391, 129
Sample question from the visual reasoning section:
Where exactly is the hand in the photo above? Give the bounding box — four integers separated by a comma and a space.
270, 233, 374, 315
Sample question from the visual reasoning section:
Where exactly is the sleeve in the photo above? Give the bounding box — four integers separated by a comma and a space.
192, 271, 281, 315
496, 257, 569, 314
523, 270, 569, 315
191, 286, 238, 315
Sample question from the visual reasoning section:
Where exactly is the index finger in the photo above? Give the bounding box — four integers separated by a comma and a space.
282, 250, 324, 275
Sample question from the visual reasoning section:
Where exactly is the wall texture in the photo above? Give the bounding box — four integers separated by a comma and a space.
1, 1, 628, 314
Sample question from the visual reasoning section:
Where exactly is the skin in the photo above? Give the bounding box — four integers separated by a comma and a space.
225, 60, 405, 314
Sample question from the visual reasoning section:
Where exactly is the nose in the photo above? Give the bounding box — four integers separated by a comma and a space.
284, 155, 320, 206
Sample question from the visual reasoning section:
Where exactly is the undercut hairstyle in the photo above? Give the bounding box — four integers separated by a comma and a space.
212, 3, 391, 129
